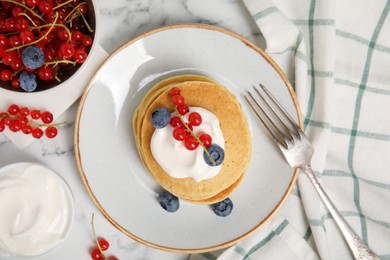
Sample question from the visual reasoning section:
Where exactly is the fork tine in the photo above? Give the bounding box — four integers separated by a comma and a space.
244, 90, 289, 149
257, 83, 301, 137
245, 83, 303, 150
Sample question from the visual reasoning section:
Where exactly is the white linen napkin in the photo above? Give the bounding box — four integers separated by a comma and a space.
192, 0, 390, 259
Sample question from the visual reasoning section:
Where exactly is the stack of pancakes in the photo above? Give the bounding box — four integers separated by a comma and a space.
133, 75, 251, 204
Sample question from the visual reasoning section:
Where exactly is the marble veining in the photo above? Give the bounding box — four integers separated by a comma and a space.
0, 0, 265, 259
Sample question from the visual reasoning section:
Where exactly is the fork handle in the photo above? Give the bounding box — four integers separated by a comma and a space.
302, 165, 380, 260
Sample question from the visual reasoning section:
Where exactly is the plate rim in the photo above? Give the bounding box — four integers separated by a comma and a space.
74, 23, 302, 253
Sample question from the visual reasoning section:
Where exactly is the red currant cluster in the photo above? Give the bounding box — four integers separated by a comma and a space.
90, 238, 118, 260
0, 0, 93, 91
90, 214, 118, 260
0, 103, 61, 138
169, 87, 212, 151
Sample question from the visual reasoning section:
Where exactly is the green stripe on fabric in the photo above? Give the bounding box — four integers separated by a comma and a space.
347, 1, 390, 243
322, 169, 390, 190
336, 29, 390, 54
253, 7, 278, 21
292, 19, 335, 26
234, 246, 250, 259
198, 252, 217, 260
335, 77, 390, 95
306, 119, 390, 141
303, 0, 317, 127
290, 187, 302, 198
308, 211, 390, 229
308, 69, 334, 78
332, 127, 390, 141
242, 220, 289, 259
303, 227, 312, 241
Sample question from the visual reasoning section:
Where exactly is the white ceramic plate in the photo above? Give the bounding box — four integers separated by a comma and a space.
75, 24, 301, 253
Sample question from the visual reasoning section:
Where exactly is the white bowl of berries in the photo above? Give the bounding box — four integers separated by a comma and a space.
0, 0, 108, 147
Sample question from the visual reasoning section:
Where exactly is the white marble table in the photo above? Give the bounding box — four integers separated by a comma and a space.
0, 1, 266, 259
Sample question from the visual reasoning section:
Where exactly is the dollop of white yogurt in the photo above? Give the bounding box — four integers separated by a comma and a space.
0, 163, 73, 257
151, 107, 224, 182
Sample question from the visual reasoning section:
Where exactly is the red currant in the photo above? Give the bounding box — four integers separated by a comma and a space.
188, 112, 202, 126
169, 116, 182, 127
45, 126, 58, 138
71, 30, 83, 41
90, 248, 104, 260
22, 125, 33, 134
73, 48, 87, 63
9, 120, 21, 132
169, 87, 180, 97
60, 42, 75, 59
107, 257, 118, 260
184, 135, 199, 150
81, 34, 93, 46
41, 111, 53, 124
20, 30, 36, 44
38, 0, 54, 14
38, 66, 55, 81
0, 34, 8, 47
8, 104, 19, 115
18, 107, 30, 117
2, 51, 16, 66
199, 134, 212, 148
32, 128, 44, 139
0, 122, 5, 132
19, 116, 29, 125
177, 104, 189, 115
26, 0, 41, 7
30, 110, 41, 119
57, 27, 70, 41
98, 239, 109, 251
11, 77, 20, 88
172, 95, 184, 106
0, 69, 12, 82
173, 127, 186, 141
2, 116, 12, 126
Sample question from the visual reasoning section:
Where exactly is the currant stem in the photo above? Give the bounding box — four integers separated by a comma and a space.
53, 0, 73, 10
1, 0, 44, 21
45, 59, 77, 66
79, 11, 94, 33
31, 23, 72, 42
173, 107, 217, 166
17, 12, 38, 27
90, 213, 107, 260
38, 121, 66, 127
64, 2, 87, 22
6, 13, 59, 52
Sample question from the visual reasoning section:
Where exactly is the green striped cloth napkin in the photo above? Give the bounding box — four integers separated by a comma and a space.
192, 0, 390, 259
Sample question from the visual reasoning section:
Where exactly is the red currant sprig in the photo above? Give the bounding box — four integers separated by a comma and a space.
0, 0, 94, 91
90, 213, 118, 260
168, 87, 216, 165
0, 103, 63, 139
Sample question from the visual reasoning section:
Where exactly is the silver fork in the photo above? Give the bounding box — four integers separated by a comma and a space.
245, 84, 379, 260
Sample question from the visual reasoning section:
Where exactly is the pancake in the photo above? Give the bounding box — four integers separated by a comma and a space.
133, 75, 251, 204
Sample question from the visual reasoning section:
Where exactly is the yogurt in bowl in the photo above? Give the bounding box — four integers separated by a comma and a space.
0, 162, 74, 257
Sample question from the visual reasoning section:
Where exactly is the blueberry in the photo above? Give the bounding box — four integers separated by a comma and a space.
19, 71, 37, 92
157, 190, 180, 212
22, 46, 45, 69
150, 107, 171, 128
211, 198, 233, 217
204, 144, 225, 166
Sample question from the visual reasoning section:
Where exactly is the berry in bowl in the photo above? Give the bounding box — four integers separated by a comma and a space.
0, 0, 99, 93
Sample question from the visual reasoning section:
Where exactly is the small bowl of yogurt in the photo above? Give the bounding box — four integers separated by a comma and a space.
0, 162, 74, 258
